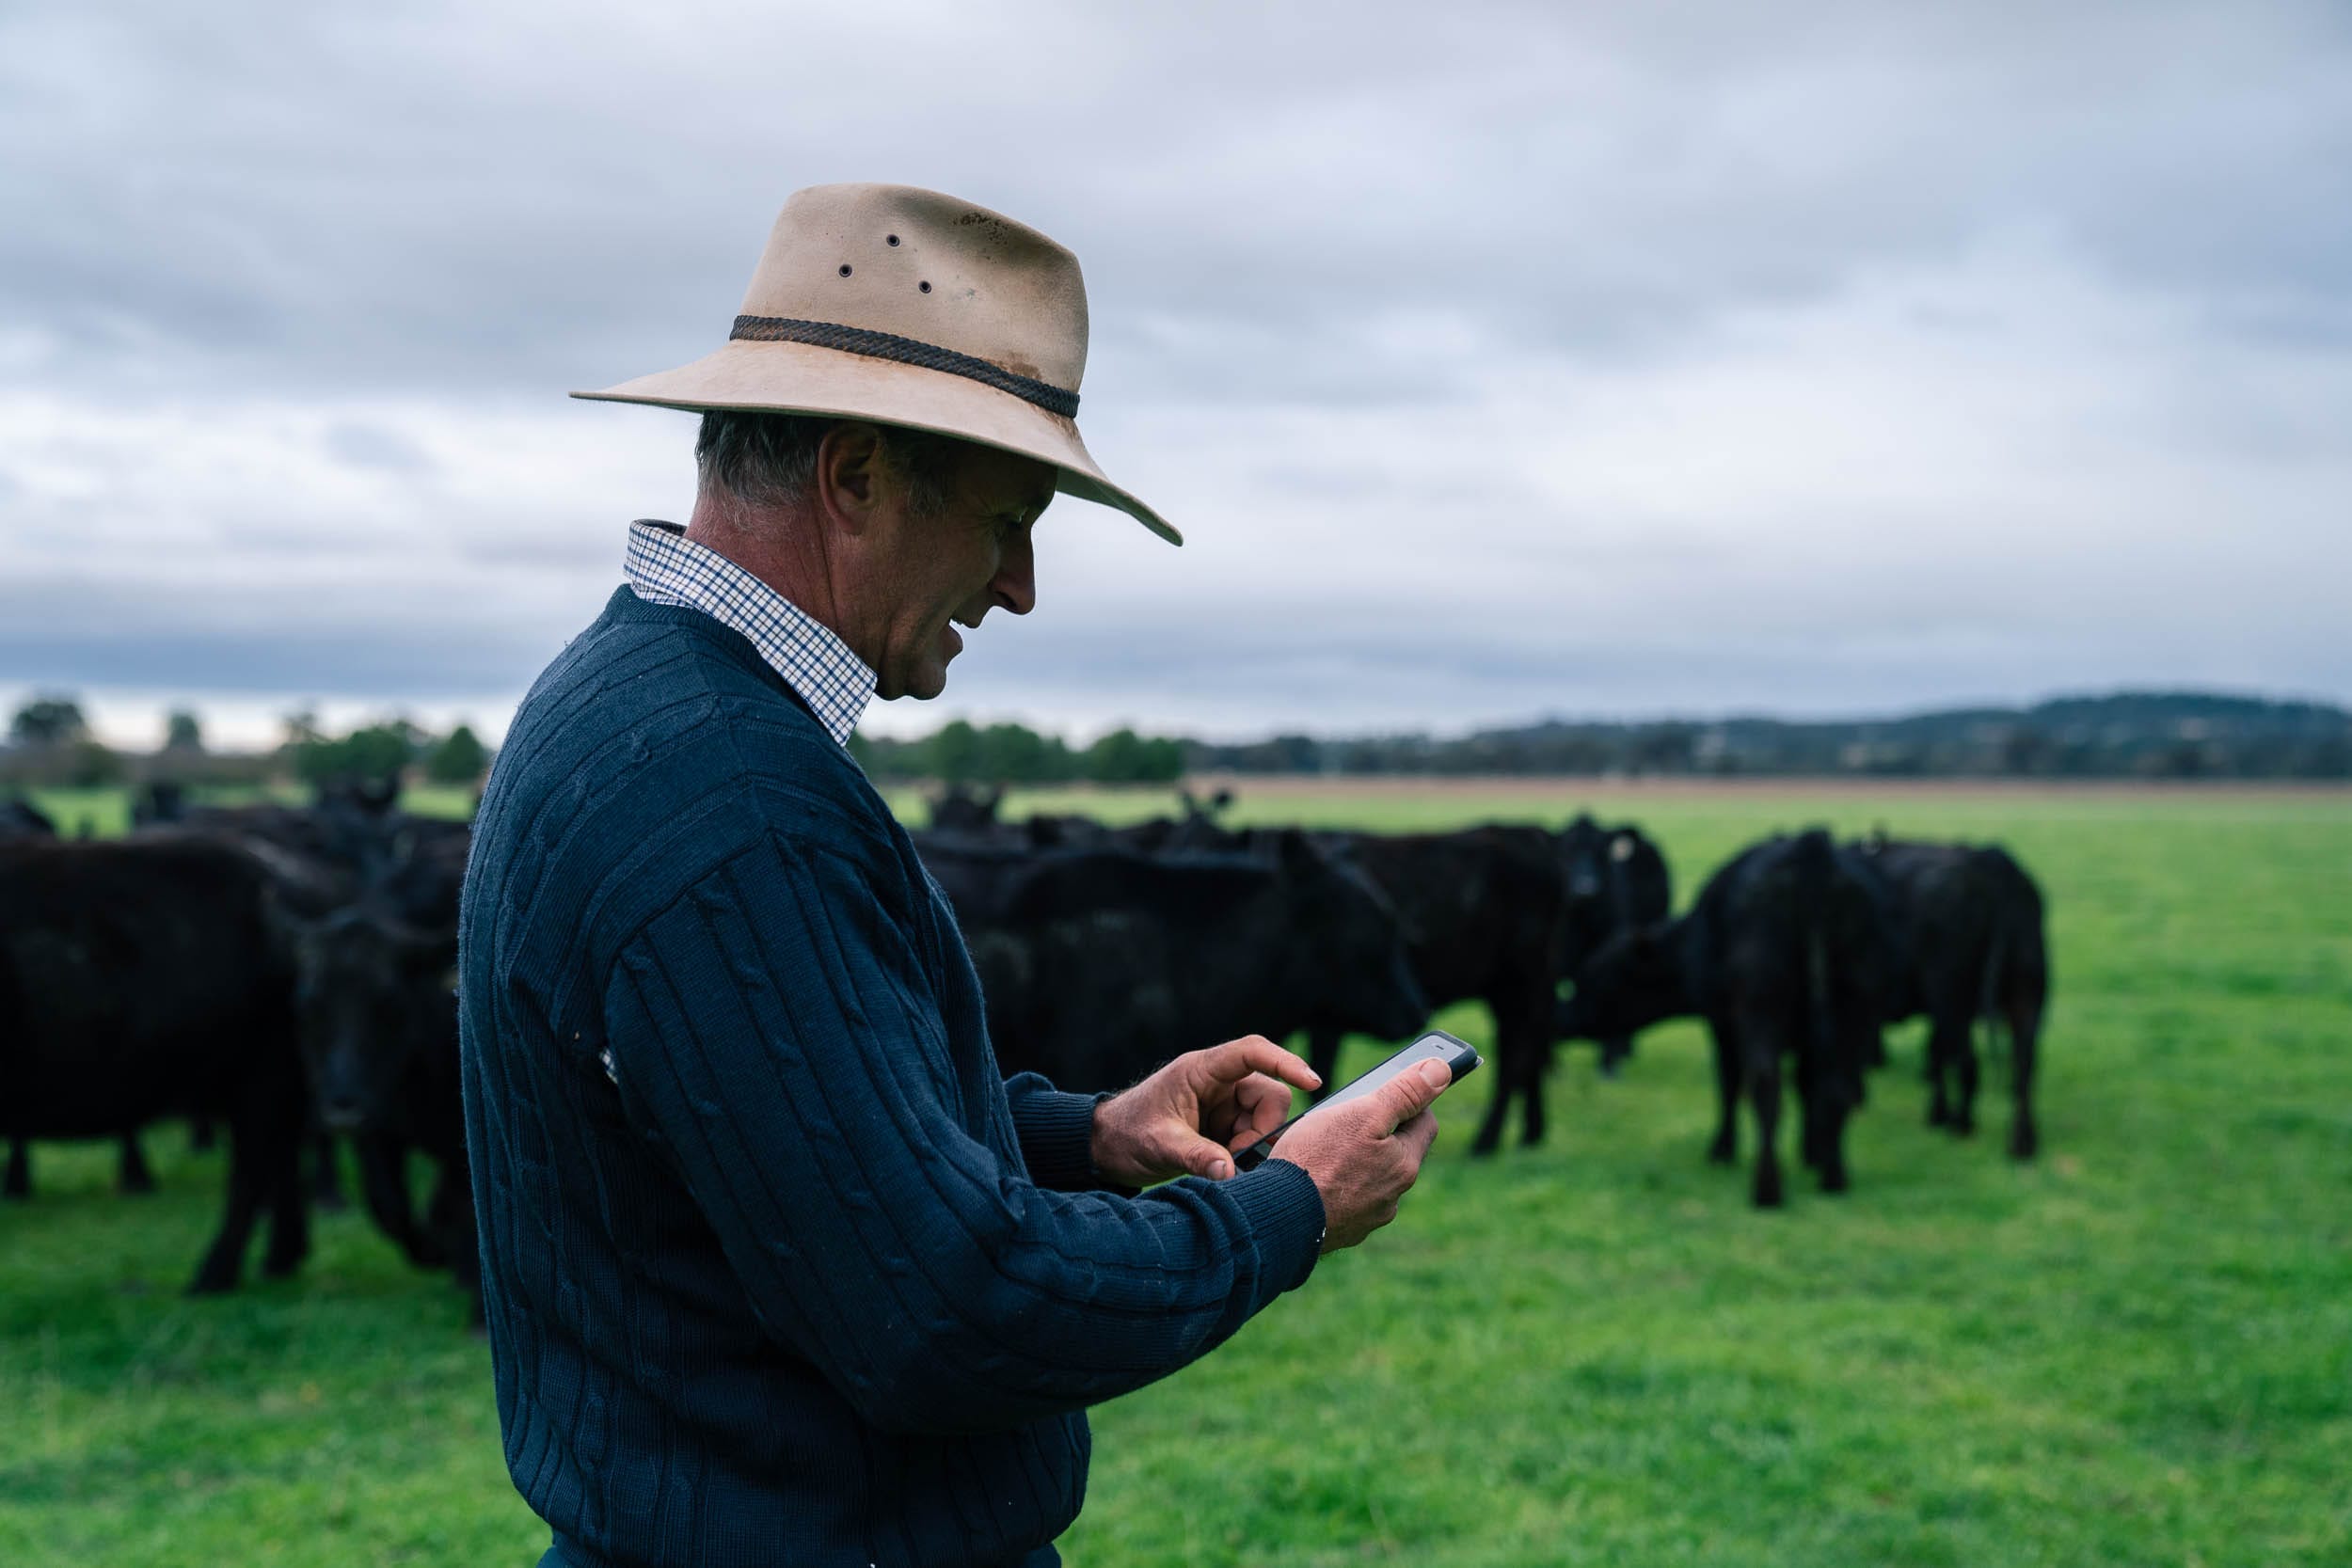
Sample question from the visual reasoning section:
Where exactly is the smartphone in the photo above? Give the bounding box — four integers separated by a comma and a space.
1233, 1029, 1482, 1172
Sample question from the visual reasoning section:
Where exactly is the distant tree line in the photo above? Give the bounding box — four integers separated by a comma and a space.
851, 721, 1184, 784
860, 691, 2350, 783
8, 689, 2346, 791
0, 692, 493, 791
1178, 693, 2352, 780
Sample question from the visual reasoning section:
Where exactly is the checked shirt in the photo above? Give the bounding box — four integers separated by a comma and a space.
621, 519, 874, 748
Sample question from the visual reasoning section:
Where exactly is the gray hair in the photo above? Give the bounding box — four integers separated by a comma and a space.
694, 409, 965, 517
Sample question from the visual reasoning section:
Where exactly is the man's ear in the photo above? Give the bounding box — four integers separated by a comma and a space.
813, 422, 887, 533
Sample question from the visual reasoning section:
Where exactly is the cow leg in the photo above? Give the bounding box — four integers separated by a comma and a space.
1924, 1018, 1955, 1128
1468, 1002, 1520, 1156
1304, 1027, 1345, 1104
261, 1101, 313, 1280
2007, 1004, 2042, 1161
117, 1132, 156, 1196
1469, 1056, 1512, 1157
1518, 1043, 1548, 1148
1503, 989, 1550, 1149
1811, 1096, 1851, 1194
1741, 1023, 1786, 1210
1705, 1016, 1740, 1165
1796, 1077, 1824, 1172
1597, 1035, 1633, 1077
5, 1137, 29, 1200
310, 1129, 347, 1211
1951, 1017, 1981, 1138
188, 1115, 269, 1294
359, 1134, 444, 1268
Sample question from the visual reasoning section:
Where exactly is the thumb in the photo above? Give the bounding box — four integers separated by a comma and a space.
1368, 1058, 1453, 1134
1175, 1133, 1240, 1182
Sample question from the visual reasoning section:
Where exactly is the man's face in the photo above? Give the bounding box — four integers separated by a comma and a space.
868, 441, 1055, 701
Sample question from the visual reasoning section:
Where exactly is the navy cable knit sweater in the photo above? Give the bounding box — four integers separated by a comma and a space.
458, 588, 1327, 1568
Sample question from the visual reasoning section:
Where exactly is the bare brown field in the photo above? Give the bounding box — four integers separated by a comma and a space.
1184, 771, 2352, 804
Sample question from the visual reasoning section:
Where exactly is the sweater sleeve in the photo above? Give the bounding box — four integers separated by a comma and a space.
601, 834, 1327, 1437
1000, 1074, 1117, 1193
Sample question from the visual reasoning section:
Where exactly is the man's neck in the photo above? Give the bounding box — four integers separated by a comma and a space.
682, 492, 868, 661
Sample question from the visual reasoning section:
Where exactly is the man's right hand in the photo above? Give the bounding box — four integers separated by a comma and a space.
1268, 1058, 1450, 1252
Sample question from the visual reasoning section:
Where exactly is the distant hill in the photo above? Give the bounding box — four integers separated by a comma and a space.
1182, 690, 2352, 780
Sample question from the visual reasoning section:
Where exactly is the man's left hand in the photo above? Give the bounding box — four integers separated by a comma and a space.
1089, 1036, 1322, 1187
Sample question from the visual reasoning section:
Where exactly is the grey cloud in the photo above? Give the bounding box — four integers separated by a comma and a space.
3, 0, 2349, 736
4, 2, 2348, 404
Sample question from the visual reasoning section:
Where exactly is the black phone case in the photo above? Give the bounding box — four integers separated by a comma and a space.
1232, 1030, 1481, 1172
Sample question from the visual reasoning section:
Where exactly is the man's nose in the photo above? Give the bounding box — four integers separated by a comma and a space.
993, 529, 1037, 617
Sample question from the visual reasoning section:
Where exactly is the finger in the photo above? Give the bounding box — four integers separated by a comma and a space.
1226, 1075, 1297, 1148
1367, 1057, 1452, 1133
1174, 1134, 1239, 1182
1200, 1036, 1321, 1093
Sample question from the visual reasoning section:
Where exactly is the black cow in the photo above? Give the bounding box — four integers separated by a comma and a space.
0, 801, 182, 1201
1298, 828, 1571, 1155
1853, 838, 2048, 1159
924, 830, 1428, 1093
373, 816, 471, 934
0, 836, 312, 1291
927, 784, 1007, 835
1559, 831, 1898, 1208
283, 906, 479, 1315
0, 798, 57, 842
1554, 815, 1673, 1074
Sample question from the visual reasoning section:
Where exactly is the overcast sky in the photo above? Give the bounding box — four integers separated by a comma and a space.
3, 0, 2347, 747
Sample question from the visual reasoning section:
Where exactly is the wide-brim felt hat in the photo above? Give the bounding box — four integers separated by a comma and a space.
574, 182, 1177, 545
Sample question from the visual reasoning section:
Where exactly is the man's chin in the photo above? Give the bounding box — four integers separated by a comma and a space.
890, 661, 951, 703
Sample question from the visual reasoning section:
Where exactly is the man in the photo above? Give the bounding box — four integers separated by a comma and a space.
460, 183, 1451, 1568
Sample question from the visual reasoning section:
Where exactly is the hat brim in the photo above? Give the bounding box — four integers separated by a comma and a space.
572, 339, 1179, 546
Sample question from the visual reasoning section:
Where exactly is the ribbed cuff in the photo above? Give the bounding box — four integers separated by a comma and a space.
1006, 1079, 1110, 1193
1232, 1158, 1327, 1294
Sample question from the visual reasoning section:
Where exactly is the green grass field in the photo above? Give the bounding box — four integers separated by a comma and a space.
4, 783, 2347, 1565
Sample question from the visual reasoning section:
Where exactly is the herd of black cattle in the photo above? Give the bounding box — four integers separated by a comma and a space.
0, 779, 2048, 1316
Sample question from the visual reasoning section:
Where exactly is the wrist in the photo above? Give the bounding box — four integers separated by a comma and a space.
1087, 1091, 1143, 1190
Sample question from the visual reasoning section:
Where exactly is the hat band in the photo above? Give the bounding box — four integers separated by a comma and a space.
729, 315, 1081, 419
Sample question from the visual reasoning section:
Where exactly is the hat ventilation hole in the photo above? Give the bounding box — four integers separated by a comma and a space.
918, 280, 931, 293
886, 234, 900, 246
837, 263, 852, 277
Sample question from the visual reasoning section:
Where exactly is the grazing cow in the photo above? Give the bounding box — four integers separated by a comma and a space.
131, 779, 189, 827
1554, 815, 1673, 1074
1559, 831, 1898, 1207
374, 816, 471, 935
1295, 828, 1570, 1155
0, 798, 57, 842
0, 836, 311, 1290
923, 830, 1428, 1092
1852, 838, 2048, 1159
283, 906, 479, 1314
926, 784, 1006, 834
0, 801, 174, 1201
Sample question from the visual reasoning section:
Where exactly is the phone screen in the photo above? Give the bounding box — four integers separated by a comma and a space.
1234, 1029, 1481, 1171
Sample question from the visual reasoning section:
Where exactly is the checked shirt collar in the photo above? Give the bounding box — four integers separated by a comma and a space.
622, 519, 874, 747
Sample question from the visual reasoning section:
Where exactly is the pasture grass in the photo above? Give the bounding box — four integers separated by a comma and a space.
4, 784, 2347, 1564
21, 784, 479, 840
